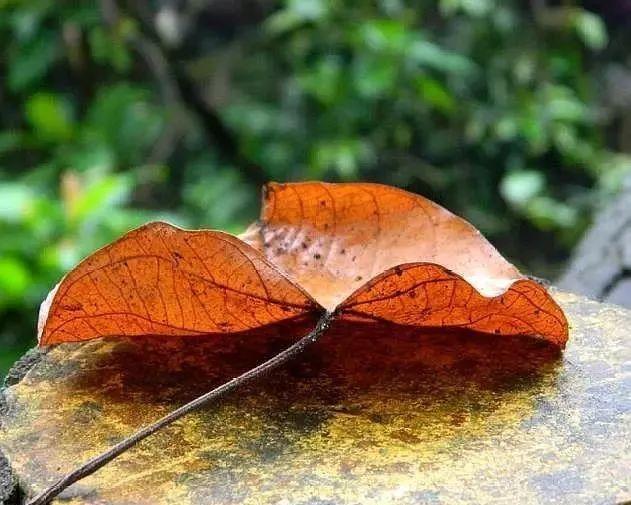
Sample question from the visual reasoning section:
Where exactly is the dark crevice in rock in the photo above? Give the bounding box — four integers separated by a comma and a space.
601, 267, 631, 299
526, 274, 552, 287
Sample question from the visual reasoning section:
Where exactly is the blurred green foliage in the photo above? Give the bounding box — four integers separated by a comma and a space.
1, 0, 630, 374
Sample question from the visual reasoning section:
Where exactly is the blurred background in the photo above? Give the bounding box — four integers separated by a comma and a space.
2, 0, 631, 376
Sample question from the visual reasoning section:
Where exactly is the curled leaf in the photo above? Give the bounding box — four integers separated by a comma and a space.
38, 182, 568, 348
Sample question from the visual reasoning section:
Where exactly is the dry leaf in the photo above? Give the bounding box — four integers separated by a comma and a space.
38, 225, 318, 345
38, 182, 568, 348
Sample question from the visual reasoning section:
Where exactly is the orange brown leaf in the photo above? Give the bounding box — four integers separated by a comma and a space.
39, 182, 569, 348
339, 263, 568, 348
38, 222, 318, 346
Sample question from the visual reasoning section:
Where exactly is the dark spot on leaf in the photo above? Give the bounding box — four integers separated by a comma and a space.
314, 253, 321, 260
61, 303, 83, 312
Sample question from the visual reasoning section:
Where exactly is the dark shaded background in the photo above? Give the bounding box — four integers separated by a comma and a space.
1, 0, 631, 375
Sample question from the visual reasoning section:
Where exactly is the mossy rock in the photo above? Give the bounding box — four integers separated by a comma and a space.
0, 290, 629, 504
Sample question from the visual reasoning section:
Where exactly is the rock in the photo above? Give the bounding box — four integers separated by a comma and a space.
0, 453, 18, 505
0, 291, 629, 505
560, 181, 631, 307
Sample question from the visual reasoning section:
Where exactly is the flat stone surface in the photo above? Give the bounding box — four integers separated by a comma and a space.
0, 290, 629, 504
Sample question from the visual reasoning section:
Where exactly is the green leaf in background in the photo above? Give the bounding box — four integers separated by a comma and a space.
356, 19, 409, 54
416, 76, 456, 115
500, 170, 545, 208
526, 196, 579, 230
440, 0, 493, 17
24, 93, 74, 143
8, 29, 59, 91
298, 56, 345, 105
543, 85, 588, 124
0, 183, 34, 223
89, 25, 133, 73
0, 132, 25, 156
183, 158, 254, 233
84, 84, 165, 166
66, 172, 133, 226
310, 138, 373, 179
0, 256, 31, 306
353, 56, 398, 98
573, 9, 608, 51
62, 141, 116, 173
265, 0, 328, 34
408, 39, 476, 76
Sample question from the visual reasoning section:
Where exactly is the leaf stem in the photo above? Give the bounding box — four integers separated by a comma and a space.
27, 310, 335, 505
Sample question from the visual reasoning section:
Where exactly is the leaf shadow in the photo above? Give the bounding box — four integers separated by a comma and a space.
54, 318, 562, 454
